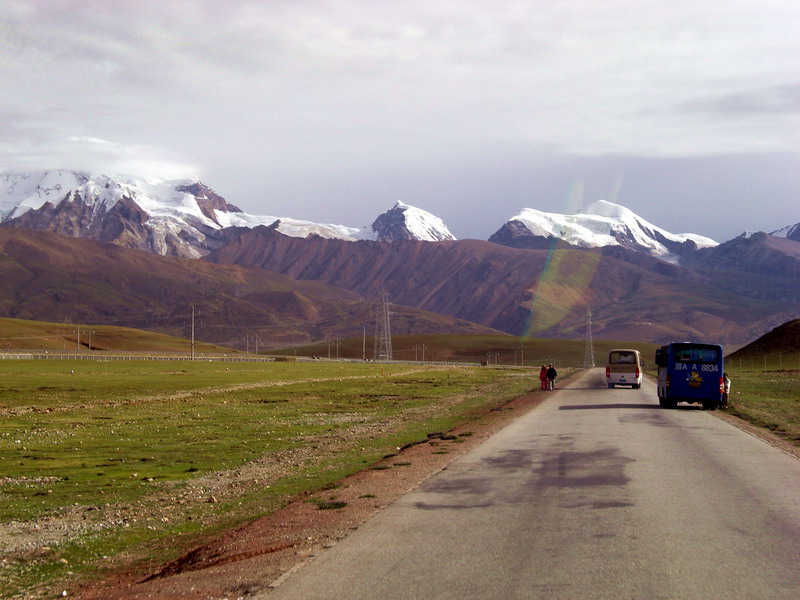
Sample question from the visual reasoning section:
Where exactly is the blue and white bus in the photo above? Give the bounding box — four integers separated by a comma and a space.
655, 343, 724, 410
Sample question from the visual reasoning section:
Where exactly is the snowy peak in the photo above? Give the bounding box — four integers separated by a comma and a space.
0, 171, 273, 257
0, 171, 458, 258
771, 222, 800, 243
371, 201, 456, 242
0, 170, 89, 219
1, 171, 221, 226
489, 200, 717, 261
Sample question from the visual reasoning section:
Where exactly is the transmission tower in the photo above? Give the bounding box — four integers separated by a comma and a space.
583, 307, 596, 368
373, 288, 393, 361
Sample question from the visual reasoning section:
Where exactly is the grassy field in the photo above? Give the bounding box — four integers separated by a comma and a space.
0, 317, 231, 355
0, 359, 544, 598
1, 317, 658, 367
722, 367, 800, 445
1, 321, 796, 597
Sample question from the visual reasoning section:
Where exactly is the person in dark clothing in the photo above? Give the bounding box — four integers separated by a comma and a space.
546, 364, 557, 390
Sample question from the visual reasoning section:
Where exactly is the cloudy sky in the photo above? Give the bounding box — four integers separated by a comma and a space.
1, 0, 798, 241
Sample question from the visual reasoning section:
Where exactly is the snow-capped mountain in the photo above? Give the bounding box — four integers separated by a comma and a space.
489, 200, 718, 261
371, 201, 456, 242
771, 222, 800, 243
0, 171, 455, 257
0, 171, 371, 257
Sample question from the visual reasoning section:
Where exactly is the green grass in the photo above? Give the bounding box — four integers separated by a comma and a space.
0, 317, 231, 354
0, 359, 539, 598
722, 368, 800, 444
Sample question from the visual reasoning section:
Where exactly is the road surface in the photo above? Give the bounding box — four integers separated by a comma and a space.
264, 368, 800, 599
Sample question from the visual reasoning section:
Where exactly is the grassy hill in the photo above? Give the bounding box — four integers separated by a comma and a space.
0, 317, 232, 354
727, 319, 800, 371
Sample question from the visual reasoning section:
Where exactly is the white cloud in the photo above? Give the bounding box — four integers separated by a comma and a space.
0, 135, 197, 180
0, 0, 797, 240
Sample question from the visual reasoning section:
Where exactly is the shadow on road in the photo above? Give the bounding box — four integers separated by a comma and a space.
559, 403, 705, 411
559, 403, 660, 410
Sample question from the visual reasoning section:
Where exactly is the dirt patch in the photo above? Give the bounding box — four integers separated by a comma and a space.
67, 385, 554, 600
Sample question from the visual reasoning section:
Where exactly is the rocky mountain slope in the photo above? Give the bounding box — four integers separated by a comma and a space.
2, 170, 798, 346
371, 201, 456, 242
771, 222, 800, 243
0, 228, 499, 348
206, 227, 800, 344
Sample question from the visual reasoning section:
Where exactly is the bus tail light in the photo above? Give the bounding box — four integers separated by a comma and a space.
635, 367, 640, 379
666, 374, 670, 389
719, 377, 724, 393
605, 367, 610, 378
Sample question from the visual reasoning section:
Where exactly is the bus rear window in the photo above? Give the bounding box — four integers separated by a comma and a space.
674, 346, 720, 363
609, 351, 637, 364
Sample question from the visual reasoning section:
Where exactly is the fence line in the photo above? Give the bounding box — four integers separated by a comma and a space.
0, 351, 562, 368
0, 352, 274, 363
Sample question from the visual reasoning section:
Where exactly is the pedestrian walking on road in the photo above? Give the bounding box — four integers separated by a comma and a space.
546, 364, 558, 391
539, 365, 548, 390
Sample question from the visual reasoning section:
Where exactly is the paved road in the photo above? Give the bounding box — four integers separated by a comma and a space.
265, 369, 800, 599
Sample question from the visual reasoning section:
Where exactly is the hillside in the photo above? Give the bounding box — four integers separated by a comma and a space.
0, 229, 499, 348
0, 317, 230, 353
206, 226, 799, 344
728, 319, 800, 359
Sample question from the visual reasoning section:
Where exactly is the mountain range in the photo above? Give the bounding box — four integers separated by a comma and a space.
0, 171, 456, 258
1, 170, 798, 347
7, 170, 791, 258
0, 228, 497, 348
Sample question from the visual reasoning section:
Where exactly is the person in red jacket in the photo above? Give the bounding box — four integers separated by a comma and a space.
539, 365, 548, 390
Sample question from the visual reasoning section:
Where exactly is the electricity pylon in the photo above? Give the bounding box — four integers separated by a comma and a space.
373, 288, 393, 361
584, 307, 595, 368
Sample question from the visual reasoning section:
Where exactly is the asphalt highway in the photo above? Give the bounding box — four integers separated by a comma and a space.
264, 369, 800, 599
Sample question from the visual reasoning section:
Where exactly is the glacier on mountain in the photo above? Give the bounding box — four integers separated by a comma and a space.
0, 171, 457, 256
1, 171, 224, 227
496, 200, 718, 261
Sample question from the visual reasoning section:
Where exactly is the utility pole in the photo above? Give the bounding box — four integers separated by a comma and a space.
191, 306, 195, 360
362, 326, 366, 361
